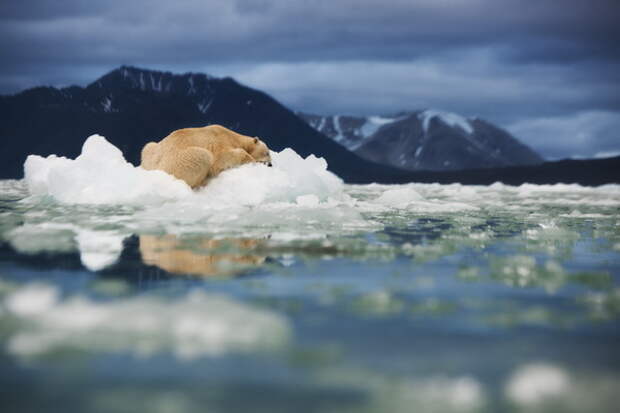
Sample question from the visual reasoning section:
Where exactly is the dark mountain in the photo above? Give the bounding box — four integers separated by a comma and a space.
299, 110, 543, 171
0, 66, 410, 183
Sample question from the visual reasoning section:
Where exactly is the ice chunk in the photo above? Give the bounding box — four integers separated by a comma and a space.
24, 135, 192, 205
270, 148, 344, 201
195, 148, 343, 206
375, 186, 423, 208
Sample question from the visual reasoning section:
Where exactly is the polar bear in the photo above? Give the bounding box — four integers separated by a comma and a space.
140, 124, 272, 188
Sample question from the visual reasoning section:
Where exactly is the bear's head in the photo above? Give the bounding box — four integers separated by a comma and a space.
249, 137, 272, 167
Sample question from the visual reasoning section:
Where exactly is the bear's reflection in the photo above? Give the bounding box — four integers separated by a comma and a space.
139, 234, 266, 277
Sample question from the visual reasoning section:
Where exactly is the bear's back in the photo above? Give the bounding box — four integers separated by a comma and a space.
160, 125, 249, 153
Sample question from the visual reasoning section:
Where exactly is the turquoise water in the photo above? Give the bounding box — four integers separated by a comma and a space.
1, 179, 619, 412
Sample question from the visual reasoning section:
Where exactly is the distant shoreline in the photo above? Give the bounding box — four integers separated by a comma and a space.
347, 156, 620, 187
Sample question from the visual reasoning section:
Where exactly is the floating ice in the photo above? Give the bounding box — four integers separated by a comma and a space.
23, 135, 344, 207
18, 134, 375, 240
369, 185, 480, 212
2, 283, 291, 359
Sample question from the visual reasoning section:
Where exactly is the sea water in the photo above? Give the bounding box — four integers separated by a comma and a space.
0, 135, 619, 412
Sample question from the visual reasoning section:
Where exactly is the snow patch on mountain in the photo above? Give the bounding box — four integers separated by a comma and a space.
419, 109, 473, 134
333, 115, 344, 143
299, 113, 407, 152
197, 98, 214, 114
187, 76, 196, 94
101, 96, 114, 113
360, 116, 402, 139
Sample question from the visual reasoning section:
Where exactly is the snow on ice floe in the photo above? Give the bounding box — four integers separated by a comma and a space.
196, 147, 343, 206
1, 282, 290, 359
24, 135, 192, 205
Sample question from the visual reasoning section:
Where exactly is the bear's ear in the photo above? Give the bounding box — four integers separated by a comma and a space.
253, 137, 259, 144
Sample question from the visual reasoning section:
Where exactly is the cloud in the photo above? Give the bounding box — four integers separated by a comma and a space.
1, 0, 618, 67
225, 59, 620, 159
506, 110, 620, 159
594, 150, 620, 159
0, 0, 618, 158
224, 55, 620, 120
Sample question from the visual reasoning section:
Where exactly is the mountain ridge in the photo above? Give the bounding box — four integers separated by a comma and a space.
298, 110, 543, 171
0, 66, 411, 183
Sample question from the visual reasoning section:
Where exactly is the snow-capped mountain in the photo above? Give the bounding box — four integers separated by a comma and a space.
299, 110, 543, 171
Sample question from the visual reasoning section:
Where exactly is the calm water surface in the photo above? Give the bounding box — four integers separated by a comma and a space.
1, 179, 619, 413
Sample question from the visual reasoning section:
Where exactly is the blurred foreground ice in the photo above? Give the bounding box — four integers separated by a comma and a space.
1, 281, 290, 360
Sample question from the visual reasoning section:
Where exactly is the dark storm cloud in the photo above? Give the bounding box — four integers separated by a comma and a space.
507, 110, 620, 159
2, 0, 618, 68
1, 0, 619, 159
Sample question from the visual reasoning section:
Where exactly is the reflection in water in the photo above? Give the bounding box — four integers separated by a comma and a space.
139, 235, 266, 277
1, 180, 619, 412
76, 230, 127, 271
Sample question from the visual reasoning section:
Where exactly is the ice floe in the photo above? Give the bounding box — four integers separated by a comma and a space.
23, 135, 344, 207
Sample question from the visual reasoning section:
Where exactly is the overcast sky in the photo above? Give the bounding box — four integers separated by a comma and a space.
1, 0, 618, 159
